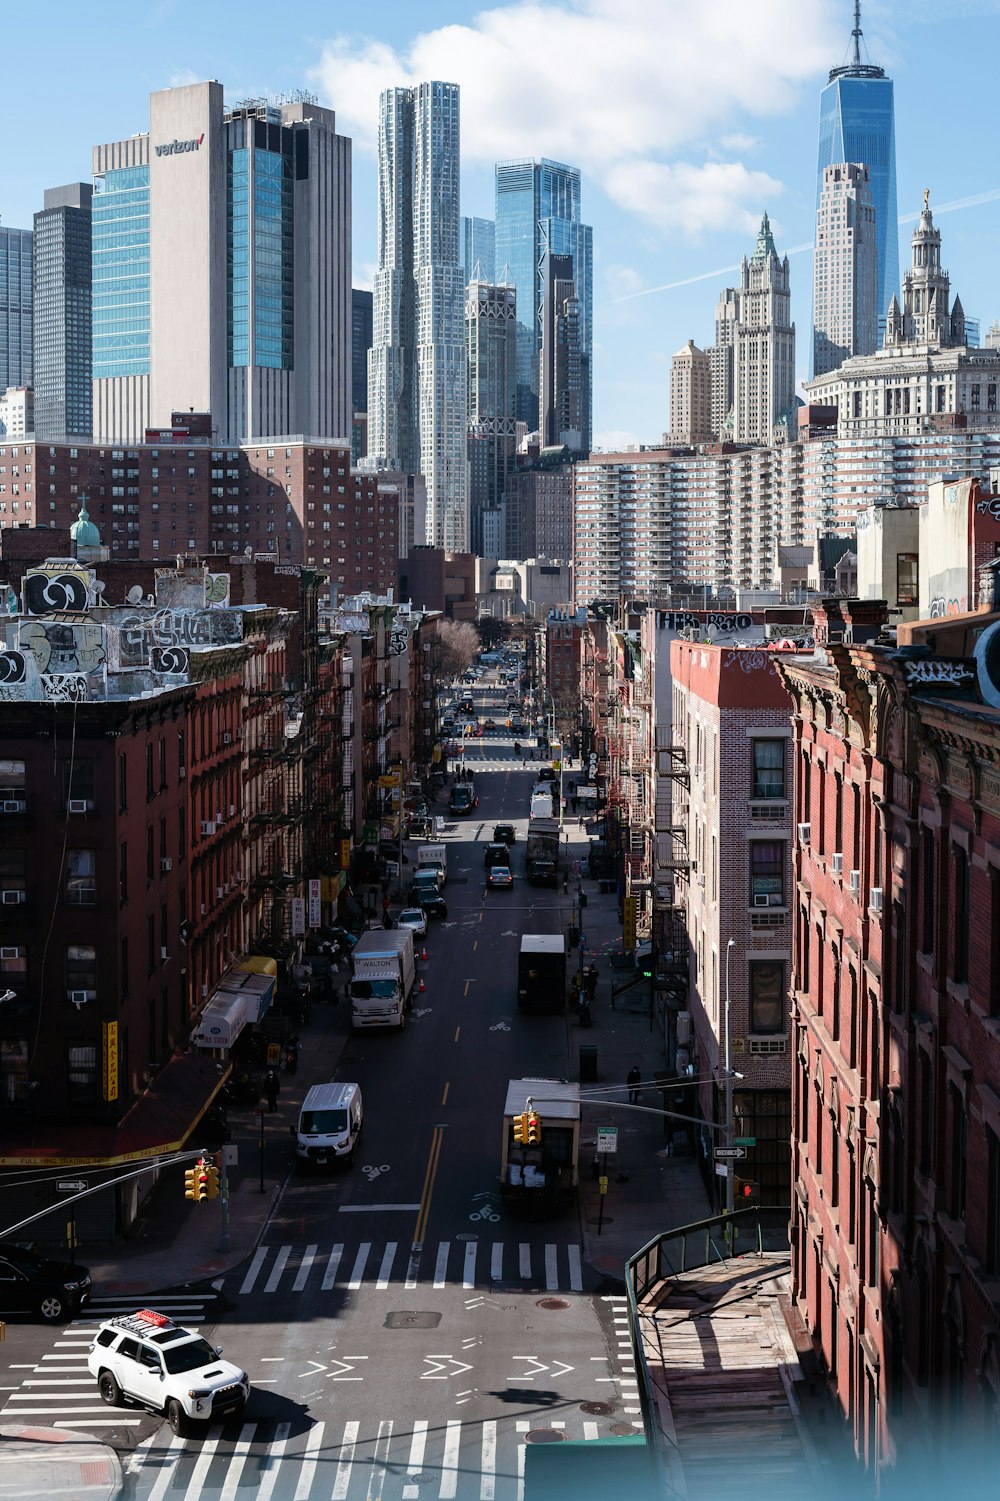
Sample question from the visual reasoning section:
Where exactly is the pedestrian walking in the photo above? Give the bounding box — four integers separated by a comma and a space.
264, 1068, 280, 1113
627, 1065, 642, 1105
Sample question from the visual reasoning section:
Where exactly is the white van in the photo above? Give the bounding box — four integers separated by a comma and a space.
290, 1082, 363, 1169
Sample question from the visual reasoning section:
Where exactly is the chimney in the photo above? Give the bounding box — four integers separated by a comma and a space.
977, 557, 1000, 614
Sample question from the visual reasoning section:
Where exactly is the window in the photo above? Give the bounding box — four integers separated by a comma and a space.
952, 846, 969, 984
751, 739, 785, 799
919, 1050, 934, 1176
987, 1130, 1000, 1276
991, 872, 1000, 1017
921, 827, 935, 953
146, 744, 154, 799
63, 760, 95, 808
749, 961, 785, 1033
749, 841, 784, 906
146, 826, 154, 882
896, 553, 918, 606
158, 739, 167, 791
148, 915, 156, 974
834, 774, 843, 853
0, 759, 25, 801
118, 753, 128, 813
67, 1043, 98, 1103
65, 850, 97, 905
0, 1038, 29, 1103
0, 848, 25, 901
121, 936, 129, 998
950, 1084, 967, 1219
66, 944, 97, 994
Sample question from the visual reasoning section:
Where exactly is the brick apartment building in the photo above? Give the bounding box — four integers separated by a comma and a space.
671, 640, 794, 1204
776, 589, 1000, 1469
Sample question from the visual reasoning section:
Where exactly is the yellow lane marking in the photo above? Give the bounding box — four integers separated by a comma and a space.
454, 1026, 461, 1042
473, 939, 478, 953
413, 1125, 444, 1247
464, 981, 470, 998
441, 1081, 450, 1106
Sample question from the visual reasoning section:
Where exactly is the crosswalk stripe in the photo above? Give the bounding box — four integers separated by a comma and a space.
218, 1422, 255, 1501
402, 1418, 429, 1499
376, 1241, 397, 1290
434, 1241, 450, 1288
144, 1434, 189, 1501
519, 1243, 531, 1278
292, 1244, 318, 1292
491, 1242, 503, 1281
347, 1242, 371, 1290
545, 1245, 558, 1291
481, 1419, 497, 1501
404, 1243, 421, 1288
568, 1244, 583, 1292
256, 1421, 290, 1501
463, 1241, 477, 1289
182, 1428, 222, 1500
369, 1419, 394, 1501
332, 1419, 360, 1500
583, 1421, 599, 1440
239, 1245, 269, 1295
440, 1419, 462, 1500
264, 1244, 292, 1293
322, 1243, 344, 1290
294, 1419, 324, 1501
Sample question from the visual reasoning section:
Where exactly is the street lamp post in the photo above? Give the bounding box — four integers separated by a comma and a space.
724, 937, 736, 1215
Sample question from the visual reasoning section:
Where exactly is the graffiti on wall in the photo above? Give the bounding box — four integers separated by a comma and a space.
17, 620, 106, 676
658, 611, 754, 633
205, 573, 230, 608
928, 596, 967, 619
151, 646, 191, 675
23, 566, 98, 616
109, 608, 242, 669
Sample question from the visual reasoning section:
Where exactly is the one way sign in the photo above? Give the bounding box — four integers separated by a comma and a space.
714, 1146, 747, 1160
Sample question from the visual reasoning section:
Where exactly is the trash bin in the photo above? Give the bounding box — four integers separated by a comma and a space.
579, 1043, 598, 1082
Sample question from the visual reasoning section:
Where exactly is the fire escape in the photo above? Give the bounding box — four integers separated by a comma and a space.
653, 724, 692, 1025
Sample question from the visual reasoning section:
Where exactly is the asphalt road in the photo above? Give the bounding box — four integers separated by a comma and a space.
4, 671, 641, 1497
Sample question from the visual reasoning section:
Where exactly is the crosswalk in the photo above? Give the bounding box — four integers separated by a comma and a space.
233, 1239, 586, 1298
0, 1293, 217, 1435
130, 1412, 646, 1500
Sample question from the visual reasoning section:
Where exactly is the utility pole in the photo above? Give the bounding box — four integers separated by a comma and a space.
724, 937, 735, 1215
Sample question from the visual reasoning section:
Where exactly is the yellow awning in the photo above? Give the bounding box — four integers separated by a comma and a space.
235, 954, 278, 977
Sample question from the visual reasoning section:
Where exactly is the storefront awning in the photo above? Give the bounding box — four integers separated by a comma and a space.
191, 990, 249, 1049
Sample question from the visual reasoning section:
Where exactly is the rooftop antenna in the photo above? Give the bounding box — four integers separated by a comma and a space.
851, 0, 862, 68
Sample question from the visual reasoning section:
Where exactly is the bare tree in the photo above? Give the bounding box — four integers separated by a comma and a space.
436, 619, 480, 681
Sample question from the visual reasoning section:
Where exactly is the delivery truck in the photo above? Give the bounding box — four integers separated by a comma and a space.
500, 1077, 580, 1213
517, 933, 567, 1012
416, 842, 448, 885
348, 929, 415, 1031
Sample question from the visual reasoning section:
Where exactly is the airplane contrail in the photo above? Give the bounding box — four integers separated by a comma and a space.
607, 189, 1000, 304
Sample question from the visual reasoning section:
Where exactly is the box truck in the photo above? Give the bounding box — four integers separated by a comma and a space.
348, 929, 415, 1030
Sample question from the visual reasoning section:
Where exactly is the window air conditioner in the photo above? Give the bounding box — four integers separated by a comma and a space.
2, 801, 25, 813
870, 887, 884, 913
160, 857, 172, 873
68, 799, 88, 814
797, 822, 811, 845
0, 946, 20, 959
229, 804, 236, 818
200, 903, 207, 916
831, 853, 843, 875
179, 767, 187, 779
217, 886, 224, 900
849, 869, 861, 895
752, 894, 769, 908
68, 990, 89, 1004
222, 732, 232, 745
1, 890, 23, 905
201, 821, 215, 836
215, 812, 224, 825
160, 947, 169, 961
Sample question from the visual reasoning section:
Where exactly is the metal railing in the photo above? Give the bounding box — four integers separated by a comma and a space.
624, 1206, 790, 1448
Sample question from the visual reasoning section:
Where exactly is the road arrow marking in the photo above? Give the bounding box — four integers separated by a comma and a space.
324, 1356, 368, 1381
422, 1355, 474, 1380
298, 1360, 327, 1378
510, 1356, 575, 1380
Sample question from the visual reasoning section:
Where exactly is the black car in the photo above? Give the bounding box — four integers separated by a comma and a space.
527, 859, 558, 888
417, 892, 448, 919
483, 842, 510, 868
0, 1242, 92, 1322
493, 823, 516, 844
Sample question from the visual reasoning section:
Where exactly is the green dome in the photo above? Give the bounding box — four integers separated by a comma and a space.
70, 501, 101, 549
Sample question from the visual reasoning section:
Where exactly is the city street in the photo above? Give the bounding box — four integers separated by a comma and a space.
0, 675, 643, 1499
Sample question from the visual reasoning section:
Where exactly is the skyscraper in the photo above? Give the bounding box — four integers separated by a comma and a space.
539, 252, 583, 450
461, 216, 495, 284
466, 276, 516, 555
369, 82, 468, 551
668, 340, 712, 445
708, 287, 738, 438
33, 183, 93, 441
352, 289, 373, 416
92, 81, 352, 445
816, 0, 898, 345
0, 223, 33, 392
732, 213, 795, 446
494, 158, 592, 448
813, 163, 877, 377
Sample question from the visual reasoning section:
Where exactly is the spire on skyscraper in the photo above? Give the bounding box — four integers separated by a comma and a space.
752, 212, 777, 264
829, 0, 885, 81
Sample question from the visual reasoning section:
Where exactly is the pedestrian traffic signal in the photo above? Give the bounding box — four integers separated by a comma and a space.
184, 1157, 205, 1202
526, 1112, 541, 1146
513, 1112, 528, 1145
203, 1160, 221, 1200
736, 1178, 760, 1206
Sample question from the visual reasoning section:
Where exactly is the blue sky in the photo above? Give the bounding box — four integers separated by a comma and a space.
5, 0, 1000, 446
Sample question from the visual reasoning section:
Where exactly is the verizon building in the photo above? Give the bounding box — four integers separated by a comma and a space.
92, 81, 351, 446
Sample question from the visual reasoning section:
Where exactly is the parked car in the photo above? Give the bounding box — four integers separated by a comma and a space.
487, 865, 514, 890
536, 766, 557, 783
483, 842, 510, 869
417, 892, 449, 919
0, 1243, 92, 1323
397, 907, 428, 938
88, 1307, 249, 1435
493, 822, 516, 844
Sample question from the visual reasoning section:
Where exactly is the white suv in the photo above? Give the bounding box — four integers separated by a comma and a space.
88, 1308, 249, 1434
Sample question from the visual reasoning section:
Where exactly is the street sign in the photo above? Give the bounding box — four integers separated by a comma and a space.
596, 1126, 618, 1154
734, 1137, 757, 1147
714, 1146, 747, 1160
56, 1179, 88, 1193
715, 1164, 729, 1178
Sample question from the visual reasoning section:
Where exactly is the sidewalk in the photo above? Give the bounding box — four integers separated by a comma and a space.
560, 816, 713, 1285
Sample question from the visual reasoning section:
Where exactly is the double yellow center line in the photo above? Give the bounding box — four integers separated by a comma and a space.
413, 1124, 445, 1247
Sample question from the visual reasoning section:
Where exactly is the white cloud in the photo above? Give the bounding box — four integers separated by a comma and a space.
610, 160, 785, 237
593, 428, 643, 451
310, 0, 841, 235
166, 67, 202, 88
605, 264, 645, 298
719, 132, 763, 154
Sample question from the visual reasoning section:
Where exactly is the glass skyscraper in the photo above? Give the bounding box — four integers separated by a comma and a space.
461, 216, 495, 284
33, 184, 93, 440
494, 159, 592, 448
0, 224, 34, 391
816, 6, 898, 354
92, 166, 150, 382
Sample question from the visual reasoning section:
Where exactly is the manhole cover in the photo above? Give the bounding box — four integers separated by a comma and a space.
456, 1233, 478, 1242
385, 1311, 441, 1329
610, 1421, 640, 1437
404, 1472, 439, 1487
536, 1297, 571, 1311
587, 1215, 615, 1226
580, 1401, 615, 1416
525, 1429, 567, 1444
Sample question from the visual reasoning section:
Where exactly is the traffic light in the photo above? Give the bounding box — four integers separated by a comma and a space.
184, 1157, 205, 1203
736, 1178, 760, 1206
526, 1111, 541, 1146
203, 1160, 221, 1200
513, 1112, 528, 1145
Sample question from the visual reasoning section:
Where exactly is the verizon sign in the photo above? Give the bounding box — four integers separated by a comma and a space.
156, 133, 205, 157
